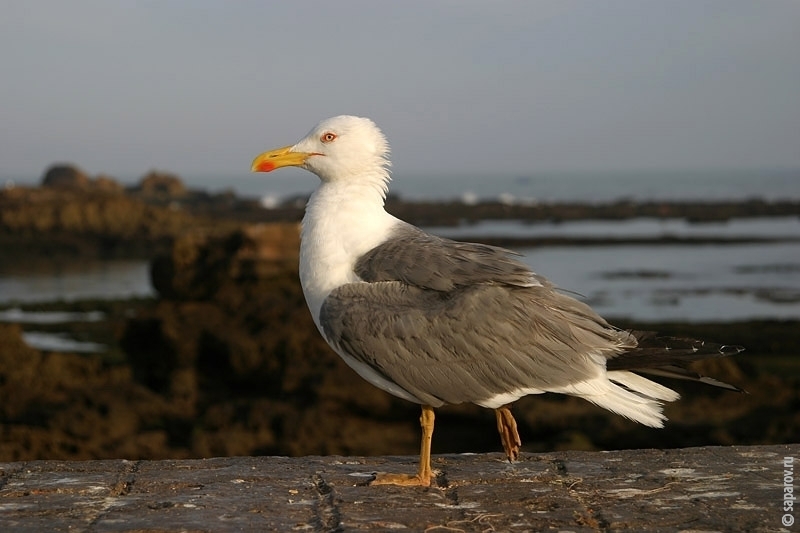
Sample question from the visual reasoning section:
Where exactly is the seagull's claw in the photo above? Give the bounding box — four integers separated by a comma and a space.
496, 406, 522, 462
371, 472, 431, 487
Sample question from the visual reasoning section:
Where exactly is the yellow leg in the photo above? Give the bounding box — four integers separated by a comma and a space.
495, 405, 521, 462
372, 405, 435, 487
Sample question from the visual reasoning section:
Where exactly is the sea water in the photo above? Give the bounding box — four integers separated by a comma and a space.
0, 260, 154, 304
434, 217, 800, 323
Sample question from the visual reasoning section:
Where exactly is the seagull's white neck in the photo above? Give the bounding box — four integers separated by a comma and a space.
299, 175, 399, 329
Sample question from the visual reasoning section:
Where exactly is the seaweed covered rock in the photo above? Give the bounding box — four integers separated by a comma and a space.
0, 323, 177, 461
123, 223, 421, 457
150, 224, 300, 300
0, 185, 236, 260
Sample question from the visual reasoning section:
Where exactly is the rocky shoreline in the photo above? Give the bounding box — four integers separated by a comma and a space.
0, 169, 798, 462
3, 165, 799, 263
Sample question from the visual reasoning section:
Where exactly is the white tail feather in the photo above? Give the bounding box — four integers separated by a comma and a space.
547, 372, 680, 428
607, 370, 681, 402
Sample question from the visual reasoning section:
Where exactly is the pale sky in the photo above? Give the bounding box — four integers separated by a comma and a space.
1, 0, 798, 182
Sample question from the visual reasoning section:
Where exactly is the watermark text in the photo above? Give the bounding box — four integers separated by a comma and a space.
785, 456, 795, 527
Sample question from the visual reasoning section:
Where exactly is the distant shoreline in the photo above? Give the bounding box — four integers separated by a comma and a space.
2, 182, 799, 262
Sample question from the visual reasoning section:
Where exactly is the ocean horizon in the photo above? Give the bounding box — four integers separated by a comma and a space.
4, 167, 799, 205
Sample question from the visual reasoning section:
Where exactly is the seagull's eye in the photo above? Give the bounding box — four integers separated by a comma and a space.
320, 132, 337, 143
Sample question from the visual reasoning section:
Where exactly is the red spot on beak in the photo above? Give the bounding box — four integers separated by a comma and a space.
254, 160, 276, 173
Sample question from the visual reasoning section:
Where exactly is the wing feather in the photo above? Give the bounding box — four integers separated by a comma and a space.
319, 281, 631, 407
354, 223, 542, 290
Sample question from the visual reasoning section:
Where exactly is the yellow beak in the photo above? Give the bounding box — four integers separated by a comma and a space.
251, 145, 313, 173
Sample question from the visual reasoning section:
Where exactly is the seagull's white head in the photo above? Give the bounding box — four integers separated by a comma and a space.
252, 115, 391, 190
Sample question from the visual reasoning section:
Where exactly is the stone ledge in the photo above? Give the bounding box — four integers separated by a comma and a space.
0, 444, 796, 532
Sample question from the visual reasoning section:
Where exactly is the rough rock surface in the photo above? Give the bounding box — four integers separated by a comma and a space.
0, 444, 796, 532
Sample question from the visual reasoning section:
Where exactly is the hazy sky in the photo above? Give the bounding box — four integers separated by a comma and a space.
1, 1, 798, 181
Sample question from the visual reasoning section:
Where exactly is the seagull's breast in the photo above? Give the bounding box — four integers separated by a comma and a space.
299, 183, 399, 330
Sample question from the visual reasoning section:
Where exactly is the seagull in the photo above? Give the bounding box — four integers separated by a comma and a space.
251, 115, 743, 487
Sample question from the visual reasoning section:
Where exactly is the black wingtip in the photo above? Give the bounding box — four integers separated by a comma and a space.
719, 344, 745, 355
697, 375, 748, 394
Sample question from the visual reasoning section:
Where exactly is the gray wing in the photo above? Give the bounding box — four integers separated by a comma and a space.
336, 223, 742, 406
319, 280, 632, 408
354, 223, 543, 291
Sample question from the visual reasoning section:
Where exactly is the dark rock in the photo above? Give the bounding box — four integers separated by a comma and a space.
135, 170, 187, 198
0, 323, 177, 462
150, 223, 300, 300
124, 223, 422, 458
0, 186, 236, 262
41, 164, 90, 190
